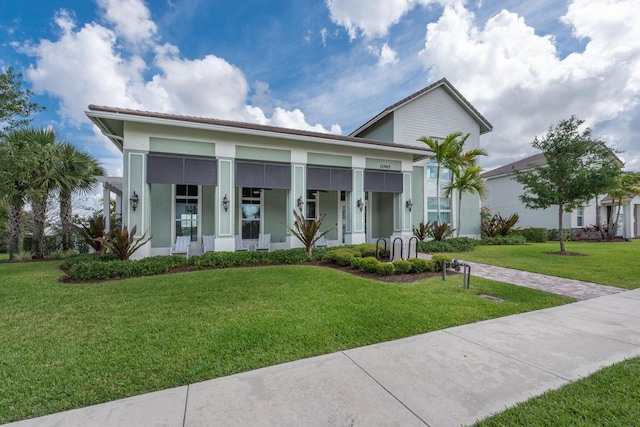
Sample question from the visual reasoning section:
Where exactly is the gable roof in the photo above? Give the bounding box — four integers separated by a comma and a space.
481, 153, 547, 179
86, 105, 433, 161
349, 78, 493, 137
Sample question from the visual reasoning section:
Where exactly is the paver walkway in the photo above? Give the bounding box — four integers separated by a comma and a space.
417, 253, 626, 300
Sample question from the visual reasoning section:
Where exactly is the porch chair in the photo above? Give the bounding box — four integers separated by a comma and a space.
203, 235, 215, 254
170, 235, 191, 258
256, 233, 271, 252
235, 235, 249, 251
314, 235, 328, 248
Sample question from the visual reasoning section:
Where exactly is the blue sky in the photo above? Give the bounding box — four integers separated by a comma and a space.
2, 0, 639, 189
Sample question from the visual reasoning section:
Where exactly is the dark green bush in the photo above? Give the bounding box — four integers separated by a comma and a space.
547, 229, 571, 242
417, 237, 477, 253
359, 257, 380, 273
408, 257, 431, 273
376, 262, 394, 276
392, 260, 413, 274
478, 235, 527, 246
324, 248, 359, 265
68, 255, 187, 281
512, 227, 547, 243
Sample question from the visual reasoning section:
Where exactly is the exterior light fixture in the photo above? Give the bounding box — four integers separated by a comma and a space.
406, 199, 413, 212
222, 194, 229, 212
130, 191, 139, 212
297, 196, 304, 211
357, 198, 363, 211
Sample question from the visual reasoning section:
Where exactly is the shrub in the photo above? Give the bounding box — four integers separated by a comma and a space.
408, 257, 431, 273
431, 254, 453, 271
67, 255, 188, 281
288, 210, 332, 257
376, 262, 394, 276
97, 225, 151, 260
481, 212, 520, 237
359, 257, 380, 273
350, 257, 362, 269
324, 248, 359, 266
478, 235, 527, 245
547, 228, 571, 242
512, 227, 547, 243
417, 237, 477, 253
392, 260, 413, 274
430, 221, 455, 241
412, 221, 432, 241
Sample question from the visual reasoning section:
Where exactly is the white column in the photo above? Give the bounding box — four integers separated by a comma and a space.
103, 186, 111, 232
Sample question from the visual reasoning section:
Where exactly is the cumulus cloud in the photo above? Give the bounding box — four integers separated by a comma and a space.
21, 0, 339, 135
417, 0, 640, 169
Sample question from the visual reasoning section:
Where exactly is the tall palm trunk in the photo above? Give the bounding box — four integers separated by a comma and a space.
60, 189, 73, 251
8, 201, 24, 260
30, 193, 48, 258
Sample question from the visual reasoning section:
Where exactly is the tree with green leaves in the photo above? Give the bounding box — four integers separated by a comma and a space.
444, 165, 487, 237
0, 67, 44, 137
515, 116, 622, 254
57, 142, 105, 251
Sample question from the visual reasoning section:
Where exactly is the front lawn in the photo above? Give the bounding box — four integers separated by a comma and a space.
0, 260, 571, 423
456, 240, 640, 289
476, 357, 640, 426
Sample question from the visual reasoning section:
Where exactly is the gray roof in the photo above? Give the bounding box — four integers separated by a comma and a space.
481, 153, 547, 179
350, 78, 493, 137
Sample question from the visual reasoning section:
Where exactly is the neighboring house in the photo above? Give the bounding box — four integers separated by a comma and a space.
86, 78, 492, 258
482, 153, 638, 238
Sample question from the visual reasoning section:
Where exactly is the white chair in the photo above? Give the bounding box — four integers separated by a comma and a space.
314, 235, 328, 248
235, 235, 249, 251
203, 235, 215, 254
171, 235, 191, 258
256, 233, 271, 251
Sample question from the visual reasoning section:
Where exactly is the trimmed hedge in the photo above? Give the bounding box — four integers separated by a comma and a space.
392, 260, 413, 274
478, 235, 527, 246
417, 237, 477, 253
512, 227, 547, 243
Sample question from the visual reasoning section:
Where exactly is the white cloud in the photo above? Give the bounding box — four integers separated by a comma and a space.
417, 0, 640, 169
326, 0, 419, 39
21, 3, 339, 136
96, 0, 157, 45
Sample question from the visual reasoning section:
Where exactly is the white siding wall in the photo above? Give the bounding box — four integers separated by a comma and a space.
485, 174, 572, 229
394, 87, 481, 150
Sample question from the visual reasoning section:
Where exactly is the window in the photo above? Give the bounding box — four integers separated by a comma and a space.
241, 187, 261, 239
176, 185, 198, 241
577, 207, 584, 227
426, 158, 451, 224
306, 190, 318, 219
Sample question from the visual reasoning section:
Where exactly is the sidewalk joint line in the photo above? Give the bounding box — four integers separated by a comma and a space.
442, 330, 573, 382
341, 351, 431, 427
182, 384, 190, 427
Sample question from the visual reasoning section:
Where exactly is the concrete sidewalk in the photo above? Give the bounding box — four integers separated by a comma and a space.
5, 288, 640, 427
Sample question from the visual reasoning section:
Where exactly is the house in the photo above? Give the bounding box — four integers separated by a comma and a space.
482, 153, 638, 238
86, 78, 492, 258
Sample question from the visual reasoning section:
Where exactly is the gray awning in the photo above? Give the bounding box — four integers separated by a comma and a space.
235, 161, 291, 189
364, 170, 403, 193
307, 166, 352, 191
147, 155, 217, 185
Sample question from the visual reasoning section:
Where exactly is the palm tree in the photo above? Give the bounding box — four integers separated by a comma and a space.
418, 132, 487, 224
57, 142, 104, 251
444, 165, 487, 237
26, 128, 62, 258
0, 129, 37, 259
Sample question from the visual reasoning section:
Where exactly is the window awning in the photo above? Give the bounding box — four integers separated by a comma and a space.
147, 155, 217, 185
307, 166, 352, 191
235, 161, 291, 189
364, 170, 403, 193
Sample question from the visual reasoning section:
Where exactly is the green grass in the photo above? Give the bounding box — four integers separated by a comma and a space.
0, 253, 8, 261
476, 357, 640, 426
457, 240, 640, 289
0, 260, 572, 423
